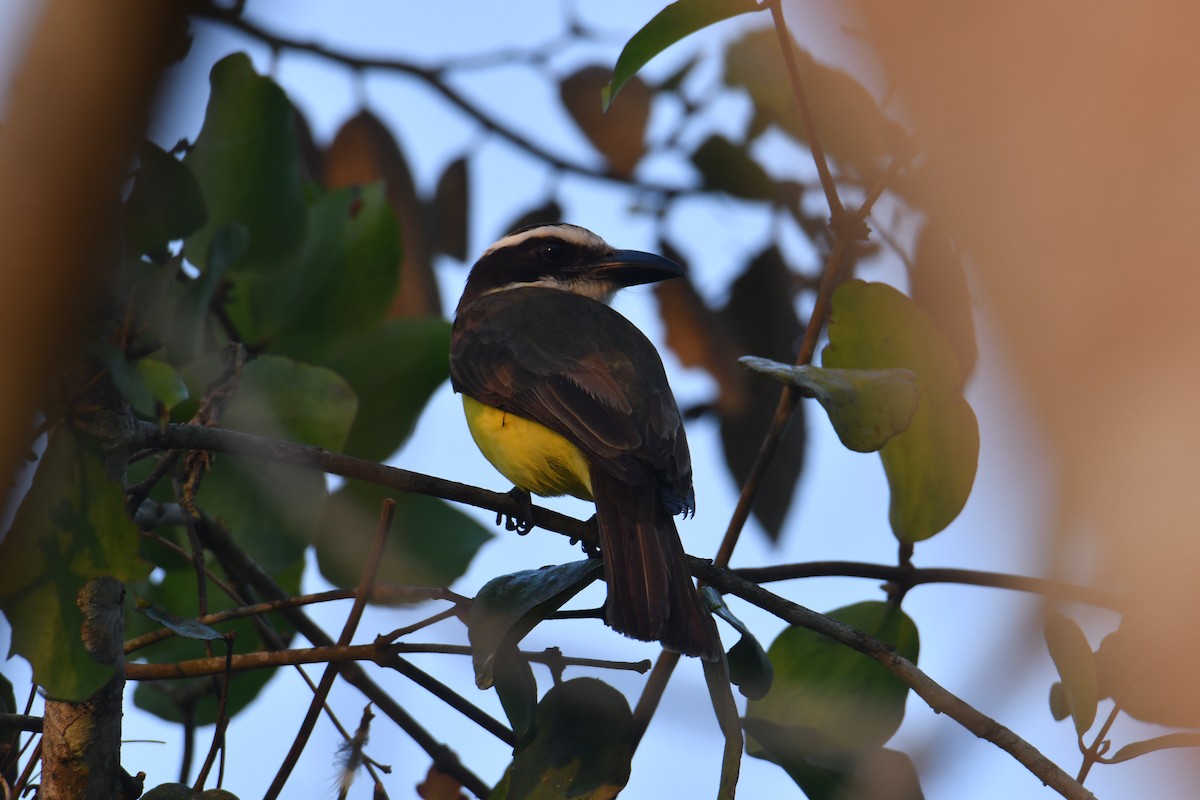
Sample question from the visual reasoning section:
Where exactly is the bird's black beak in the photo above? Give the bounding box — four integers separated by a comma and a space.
583, 249, 685, 287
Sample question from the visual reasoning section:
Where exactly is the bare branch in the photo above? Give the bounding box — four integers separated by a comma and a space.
265, 499, 396, 799
131, 420, 593, 542
182, 1, 687, 197
693, 560, 1098, 800
735, 561, 1125, 610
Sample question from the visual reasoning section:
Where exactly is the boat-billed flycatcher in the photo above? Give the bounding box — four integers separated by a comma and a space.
450, 223, 720, 660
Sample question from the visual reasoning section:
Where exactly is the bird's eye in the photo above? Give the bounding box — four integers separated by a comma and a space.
540, 242, 566, 264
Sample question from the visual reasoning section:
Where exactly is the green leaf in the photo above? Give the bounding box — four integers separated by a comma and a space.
315, 481, 493, 596
493, 642, 539, 741
468, 560, 602, 689
727, 634, 774, 701
744, 719, 925, 800
129, 561, 300, 726
747, 601, 919, 751
123, 140, 208, 256
130, 229, 248, 368
163, 225, 249, 364
183, 354, 357, 572
492, 678, 633, 800
135, 359, 190, 415
95, 343, 190, 419
823, 281, 979, 542
605, 0, 762, 111
0, 430, 148, 700
323, 317, 451, 462
222, 354, 358, 452
690, 134, 777, 200
1044, 612, 1098, 735
199, 457, 324, 574
134, 596, 224, 642
740, 356, 918, 452
183, 53, 306, 274
249, 183, 400, 361
702, 585, 773, 699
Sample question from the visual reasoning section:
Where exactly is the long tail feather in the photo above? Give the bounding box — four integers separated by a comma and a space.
591, 470, 720, 660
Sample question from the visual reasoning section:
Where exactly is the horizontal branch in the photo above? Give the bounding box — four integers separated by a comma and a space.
692, 560, 1097, 800
127, 642, 384, 680
0, 713, 42, 733
126, 641, 650, 682
735, 561, 1124, 610
124, 585, 465, 654
183, 1, 686, 196
132, 420, 593, 542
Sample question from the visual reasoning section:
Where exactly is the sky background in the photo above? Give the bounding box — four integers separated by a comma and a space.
1, 1, 1190, 798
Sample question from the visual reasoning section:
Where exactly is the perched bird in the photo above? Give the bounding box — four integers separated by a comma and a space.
450, 223, 720, 660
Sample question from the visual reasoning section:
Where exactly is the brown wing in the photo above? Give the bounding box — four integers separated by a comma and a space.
450, 287, 693, 507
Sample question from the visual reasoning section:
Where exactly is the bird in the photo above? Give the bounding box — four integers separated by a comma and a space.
450, 223, 720, 660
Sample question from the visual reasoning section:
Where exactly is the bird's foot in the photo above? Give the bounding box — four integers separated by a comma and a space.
574, 514, 601, 558
495, 486, 535, 534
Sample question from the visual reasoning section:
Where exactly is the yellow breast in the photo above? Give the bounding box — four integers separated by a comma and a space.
461, 395, 594, 501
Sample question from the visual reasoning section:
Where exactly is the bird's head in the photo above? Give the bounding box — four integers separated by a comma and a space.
456, 223, 684, 314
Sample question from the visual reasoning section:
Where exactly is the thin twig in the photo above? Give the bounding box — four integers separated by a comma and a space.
126, 587, 363, 654
265, 499, 396, 799
693, 560, 1097, 800
711, 235, 850, 569
630, 651, 680, 748
126, 641, 649, 682
735, 561, 1125, 610
132, 533, 387, 783
12, 739, 41, 797
183, 2, 687, 197
192, 637, 234, 790
377, 605, 463, 643
703, 657, 742, 800
193, 519, 495, 798
381, 655, 515, 747
765, 0, 843, 218
1077, 701, 1122, 784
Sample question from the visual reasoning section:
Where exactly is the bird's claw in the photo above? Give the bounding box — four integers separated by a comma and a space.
496, 487, 535, 535
575, 514, 601, 558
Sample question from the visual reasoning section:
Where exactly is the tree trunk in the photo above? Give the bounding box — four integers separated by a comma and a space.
41, 577, 127, 800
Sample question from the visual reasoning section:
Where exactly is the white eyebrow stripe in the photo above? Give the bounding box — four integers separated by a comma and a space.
480, 276, 618, 304
484, 223, 608, 255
